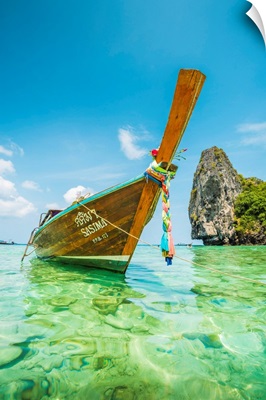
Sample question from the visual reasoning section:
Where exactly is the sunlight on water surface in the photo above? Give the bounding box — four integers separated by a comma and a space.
0, 245, 265, 399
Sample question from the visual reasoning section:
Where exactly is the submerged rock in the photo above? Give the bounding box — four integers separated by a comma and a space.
0, 346, 22, 368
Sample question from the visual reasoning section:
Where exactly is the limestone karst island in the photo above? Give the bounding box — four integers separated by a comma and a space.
189, 146, 266, 245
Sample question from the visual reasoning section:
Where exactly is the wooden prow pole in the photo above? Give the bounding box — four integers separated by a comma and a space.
122, 69, 206, 267
156, 69, 206, 166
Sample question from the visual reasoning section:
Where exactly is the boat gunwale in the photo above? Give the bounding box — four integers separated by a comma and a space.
34, 173, 145, 237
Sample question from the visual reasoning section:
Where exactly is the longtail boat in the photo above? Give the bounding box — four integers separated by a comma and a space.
22, 69, 205, 273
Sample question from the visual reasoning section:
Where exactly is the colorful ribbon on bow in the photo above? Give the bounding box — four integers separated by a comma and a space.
145, 148, 188, 265
160, 175, 175, 265
145, 148, 178, 265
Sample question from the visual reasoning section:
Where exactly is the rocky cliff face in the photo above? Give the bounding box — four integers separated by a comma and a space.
188, 147, 242, 245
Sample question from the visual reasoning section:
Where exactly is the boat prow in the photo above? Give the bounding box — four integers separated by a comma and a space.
22, 69, 206, 273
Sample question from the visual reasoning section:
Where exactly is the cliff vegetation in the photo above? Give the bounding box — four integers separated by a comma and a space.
234, 176, 266, 244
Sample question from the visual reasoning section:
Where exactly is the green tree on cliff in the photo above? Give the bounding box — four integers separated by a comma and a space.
234, 176, 266, 241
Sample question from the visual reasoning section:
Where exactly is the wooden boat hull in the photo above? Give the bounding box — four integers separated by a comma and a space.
26, 69, 206, 273
32, 175, 160, 273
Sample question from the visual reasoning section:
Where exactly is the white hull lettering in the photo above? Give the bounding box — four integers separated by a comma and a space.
75, 210, 98, 227
80, 218, 108, 238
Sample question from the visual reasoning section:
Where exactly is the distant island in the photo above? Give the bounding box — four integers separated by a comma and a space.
188, 146, 266, 245
0, 240, 15, 245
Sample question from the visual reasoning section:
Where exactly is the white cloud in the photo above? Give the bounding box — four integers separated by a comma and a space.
0, 197, 36, 217
240, 133, 266, 146
237, 122, 266, 147
0, 176, 17, 198
45, 202, 61, 210
10, 142, 24, 156
0, 142, 24, 157
237, 122, 266, 132
0, 177, 36, 217
0, 143, 35, 218
63, 185, 94, 204
22, 180, 41, 191
118, 127, 147, 160
0, 145, 13, 157
0, 159, 15, 175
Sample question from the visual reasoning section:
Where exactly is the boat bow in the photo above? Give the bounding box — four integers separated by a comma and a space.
23, 69, 206, 273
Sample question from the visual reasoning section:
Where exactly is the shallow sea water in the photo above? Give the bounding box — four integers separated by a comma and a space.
0, 245, 265, 400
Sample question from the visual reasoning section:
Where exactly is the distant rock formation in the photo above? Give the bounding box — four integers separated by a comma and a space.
188, 147, 242, 245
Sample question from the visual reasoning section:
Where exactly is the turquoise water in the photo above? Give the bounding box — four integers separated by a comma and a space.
0, 245, 265, 399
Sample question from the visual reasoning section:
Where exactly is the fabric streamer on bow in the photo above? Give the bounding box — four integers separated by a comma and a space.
160, 148, 187, 264
145, 148, 187, 265
160, 175, 175, 265
145, 148, 182, 265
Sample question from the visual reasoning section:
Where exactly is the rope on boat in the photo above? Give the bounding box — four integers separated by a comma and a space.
77, 201, 266, 286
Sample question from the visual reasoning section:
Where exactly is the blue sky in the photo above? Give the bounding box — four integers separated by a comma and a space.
0, 0, 265, 245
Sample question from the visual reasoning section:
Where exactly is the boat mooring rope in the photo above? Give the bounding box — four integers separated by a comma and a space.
77, 202, 266, 287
